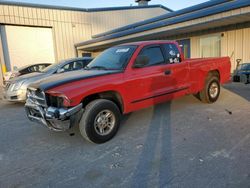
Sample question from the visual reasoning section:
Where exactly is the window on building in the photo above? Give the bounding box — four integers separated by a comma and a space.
200, 35, 221, 57
177, 39, 190, 59
82, 53, 92, 57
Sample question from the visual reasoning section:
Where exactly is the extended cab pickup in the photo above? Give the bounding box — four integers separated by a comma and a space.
25, 41, 231, 143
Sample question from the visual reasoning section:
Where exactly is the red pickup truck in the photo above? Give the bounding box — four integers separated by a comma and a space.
25, 41, 231, 143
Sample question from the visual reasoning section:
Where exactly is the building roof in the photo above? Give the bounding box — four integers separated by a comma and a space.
76, 0, 250, 50
0, 1, 173, 12
119, 40, 175, 46
91, 0, 232, 39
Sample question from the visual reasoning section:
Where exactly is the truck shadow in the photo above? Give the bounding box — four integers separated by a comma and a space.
129, 72, 180, 187
131, 102, 173, 187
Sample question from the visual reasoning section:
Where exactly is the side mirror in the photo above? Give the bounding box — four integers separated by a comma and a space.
133, 55, 149, 68
57, 68, 64, 73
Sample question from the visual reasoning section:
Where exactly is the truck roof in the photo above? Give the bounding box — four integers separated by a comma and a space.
119, 40, 176, 46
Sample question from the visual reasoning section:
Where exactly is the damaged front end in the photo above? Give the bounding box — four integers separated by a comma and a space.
25, 88, 83, 131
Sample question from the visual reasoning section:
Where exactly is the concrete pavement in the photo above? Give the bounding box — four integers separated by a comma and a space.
0, 83, 249, 188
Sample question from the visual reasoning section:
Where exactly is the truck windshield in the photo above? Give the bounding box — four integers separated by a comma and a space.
86, 45, 137, 70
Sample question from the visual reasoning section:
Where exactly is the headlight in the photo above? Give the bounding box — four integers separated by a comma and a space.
10, 81, 24, 91
46, 91, 71, 107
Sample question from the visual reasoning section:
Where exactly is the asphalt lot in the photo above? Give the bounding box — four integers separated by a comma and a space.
0, 82, 249, 188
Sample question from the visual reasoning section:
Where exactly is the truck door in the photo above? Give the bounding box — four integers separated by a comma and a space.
162, 43, 190, 91
125, 45, 177, 105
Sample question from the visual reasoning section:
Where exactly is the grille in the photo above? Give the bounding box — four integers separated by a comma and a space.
27, 88, 47, 107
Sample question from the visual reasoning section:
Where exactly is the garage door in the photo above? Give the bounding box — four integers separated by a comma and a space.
1, 25, 55, 70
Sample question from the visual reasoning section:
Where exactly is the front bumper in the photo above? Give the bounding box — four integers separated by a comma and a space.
25, 98, 83, 131
3, 89, 26, 102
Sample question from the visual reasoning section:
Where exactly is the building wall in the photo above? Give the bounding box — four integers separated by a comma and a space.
0, 4, 168, 64
0, 4, 92, 63
90, 7, 168, 35
224, 28, 250, 70
190, 27, 250, 71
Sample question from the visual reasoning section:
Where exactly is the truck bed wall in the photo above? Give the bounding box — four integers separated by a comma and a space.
187, 57, 231, 94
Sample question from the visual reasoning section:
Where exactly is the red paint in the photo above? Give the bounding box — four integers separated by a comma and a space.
47, 41, 231, 113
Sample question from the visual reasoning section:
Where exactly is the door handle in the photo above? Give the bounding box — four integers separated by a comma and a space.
164, 70, 171, 75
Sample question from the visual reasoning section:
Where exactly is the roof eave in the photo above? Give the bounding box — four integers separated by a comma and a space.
76, 12, 250, 51
75, 0, 250, 49
90, 0, 233, 39
0, 1, 172, 13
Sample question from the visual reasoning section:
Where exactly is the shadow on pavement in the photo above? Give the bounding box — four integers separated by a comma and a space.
131, 102, 172, 187
223, 82, 250, 101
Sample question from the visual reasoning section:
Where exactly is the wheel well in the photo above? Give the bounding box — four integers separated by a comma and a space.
81, 91, 124, 113
208, 70, 220, 81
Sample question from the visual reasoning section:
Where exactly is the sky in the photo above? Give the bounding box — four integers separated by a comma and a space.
4, 0, 209, 11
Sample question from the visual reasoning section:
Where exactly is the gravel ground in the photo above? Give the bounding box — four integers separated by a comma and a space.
0, 82, 249, 188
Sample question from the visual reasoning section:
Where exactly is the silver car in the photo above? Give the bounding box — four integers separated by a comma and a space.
3, 57, 93, 102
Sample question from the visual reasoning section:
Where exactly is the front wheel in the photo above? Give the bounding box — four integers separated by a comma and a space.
197, 75, 220, 103
79, 99, 121, 144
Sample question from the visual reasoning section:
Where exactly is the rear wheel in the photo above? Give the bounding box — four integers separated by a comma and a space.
197, 74, 220, 103
79, 99, 121, 144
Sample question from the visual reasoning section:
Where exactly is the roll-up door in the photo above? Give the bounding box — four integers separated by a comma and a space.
1, 25, 55, 70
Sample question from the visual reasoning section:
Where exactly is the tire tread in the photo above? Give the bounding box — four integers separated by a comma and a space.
198, 73, 220, 103
79, 99, 121, 144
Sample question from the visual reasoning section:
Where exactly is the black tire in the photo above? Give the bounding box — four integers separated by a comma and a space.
198, 75, 220, 103
79, 99, 121, 144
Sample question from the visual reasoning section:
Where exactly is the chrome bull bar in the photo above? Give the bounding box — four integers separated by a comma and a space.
25, 98, 83, 131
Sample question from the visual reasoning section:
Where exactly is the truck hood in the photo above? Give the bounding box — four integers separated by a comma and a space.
29, 69, 122, 91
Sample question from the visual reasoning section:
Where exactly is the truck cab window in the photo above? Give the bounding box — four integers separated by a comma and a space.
164, 44, 181, 64
139, 46, 164, 66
